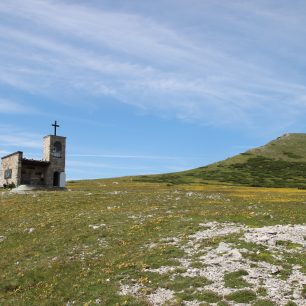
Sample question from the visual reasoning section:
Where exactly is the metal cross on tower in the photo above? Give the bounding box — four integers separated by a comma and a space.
52, 120, 60, 136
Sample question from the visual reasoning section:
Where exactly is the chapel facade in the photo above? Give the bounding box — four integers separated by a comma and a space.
1, 123, 66, 188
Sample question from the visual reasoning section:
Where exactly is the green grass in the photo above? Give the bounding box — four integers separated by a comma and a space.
177, 289, 222, 303
167, 275, 211, 291
302, 285, 306, 298
0, 179, 306, 305
275, 240, 302, 249
252, 299, 276, 306
226, 289, 257, 303
224, 269, 250, 288
193, 290, 222, 303
134, 133, 306, 188
143, 245, 184, 268
285, 302, 298, 306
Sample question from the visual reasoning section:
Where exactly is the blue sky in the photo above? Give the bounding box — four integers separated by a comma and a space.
1, 0, 306, 179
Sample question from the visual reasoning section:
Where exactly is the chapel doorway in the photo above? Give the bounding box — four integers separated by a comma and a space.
53, 172, 60, 187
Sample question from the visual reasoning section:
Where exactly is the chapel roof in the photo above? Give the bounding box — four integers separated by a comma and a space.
1, 151, 23, 160
22, 158, 50, 166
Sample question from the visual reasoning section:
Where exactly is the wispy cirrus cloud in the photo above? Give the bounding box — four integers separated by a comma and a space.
0, 98, 37, 114
67, 160, 167, 171
69, 154, 178, 160
66, 159, 186, 180
0, 0, 306, 131
0, 125, 42, 149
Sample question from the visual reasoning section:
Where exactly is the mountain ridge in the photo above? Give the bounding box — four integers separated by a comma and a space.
134, 133, 306, 188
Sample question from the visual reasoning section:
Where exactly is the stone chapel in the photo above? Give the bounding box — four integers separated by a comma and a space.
1, 122, 66, 188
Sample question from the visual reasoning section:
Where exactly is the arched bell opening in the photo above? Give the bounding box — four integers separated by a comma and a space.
52, 141, 62, 158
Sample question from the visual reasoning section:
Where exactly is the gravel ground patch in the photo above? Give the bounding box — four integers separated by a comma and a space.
119, 222, 306, 305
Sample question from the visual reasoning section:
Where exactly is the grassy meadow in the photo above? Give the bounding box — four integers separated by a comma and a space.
0, 179, 306, 305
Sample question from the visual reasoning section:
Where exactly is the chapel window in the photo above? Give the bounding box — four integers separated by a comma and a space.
4, 169, 12, 179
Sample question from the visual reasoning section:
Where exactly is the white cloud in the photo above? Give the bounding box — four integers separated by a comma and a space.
66, 159, 188, 179
69, 154, 178, 160
0, 0, 196, 62
0, 0, 306, 130
0, 98, 35, 114
0, 125, 42, 149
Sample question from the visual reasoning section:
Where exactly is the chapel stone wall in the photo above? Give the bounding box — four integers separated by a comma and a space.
1, 152, 23, 187
20, 163, 48, 186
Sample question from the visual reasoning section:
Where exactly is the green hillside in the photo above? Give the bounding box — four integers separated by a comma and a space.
135, 133, 306, 188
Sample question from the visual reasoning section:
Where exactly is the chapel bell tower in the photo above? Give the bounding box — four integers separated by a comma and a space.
43, 121, 66, 187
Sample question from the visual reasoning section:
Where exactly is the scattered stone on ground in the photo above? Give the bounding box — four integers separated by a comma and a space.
244, 224, 306, 250
24, 227, 35, 233
119, 283, 143, 296
119, 222, 306, 306
147, 288, 175, 306
88, 224, 106, 230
